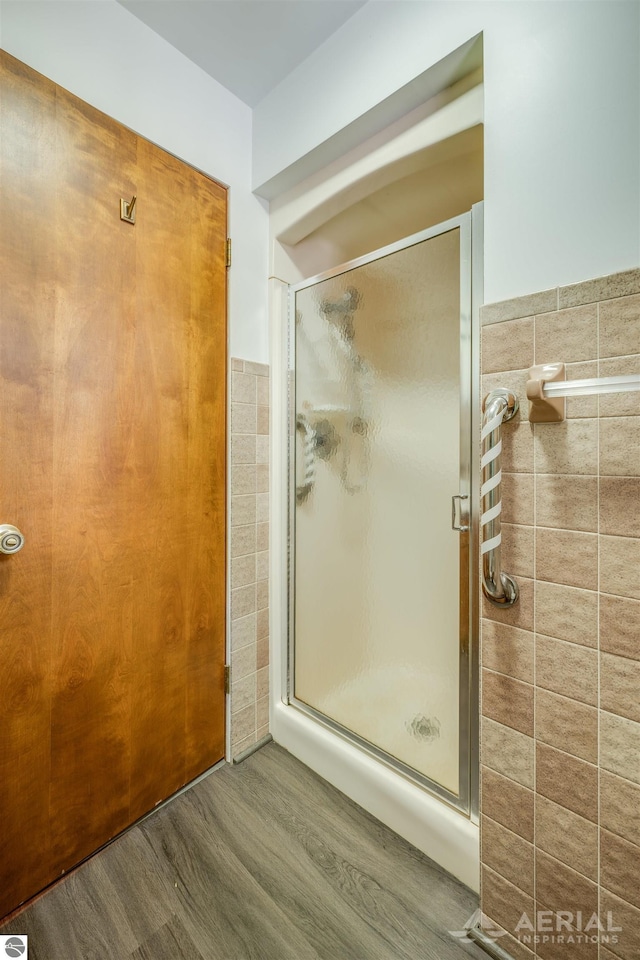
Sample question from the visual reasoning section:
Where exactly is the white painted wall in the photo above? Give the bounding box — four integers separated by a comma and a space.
0, 0, 269, 363
256, 0, 640, 303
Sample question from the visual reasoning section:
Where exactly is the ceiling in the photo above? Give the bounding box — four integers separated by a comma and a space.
118, 0, 368, 107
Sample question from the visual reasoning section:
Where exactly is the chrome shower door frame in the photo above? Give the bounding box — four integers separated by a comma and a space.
286, 210, 479, 819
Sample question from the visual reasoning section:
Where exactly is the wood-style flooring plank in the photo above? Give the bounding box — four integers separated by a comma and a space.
0, 744, 485, 960
128, 916, 205, 960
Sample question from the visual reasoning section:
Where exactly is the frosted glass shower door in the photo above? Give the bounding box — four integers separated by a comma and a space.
290, 217, 471, 801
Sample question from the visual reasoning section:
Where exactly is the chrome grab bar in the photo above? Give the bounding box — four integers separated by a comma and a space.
295, 413, 316, 504
481, 389, 519, 606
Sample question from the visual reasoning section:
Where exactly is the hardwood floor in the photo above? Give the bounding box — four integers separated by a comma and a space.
1, 744, 486, 960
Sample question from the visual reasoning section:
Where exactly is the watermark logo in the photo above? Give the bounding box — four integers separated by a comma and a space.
515, 911, 621, 947
450, 909, 622, 949
0, 937, 27, 959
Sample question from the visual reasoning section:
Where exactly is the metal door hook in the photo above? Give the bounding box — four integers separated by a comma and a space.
120, 194, 137, 224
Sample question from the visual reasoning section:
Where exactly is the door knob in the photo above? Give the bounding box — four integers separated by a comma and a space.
0, 524, 24, 554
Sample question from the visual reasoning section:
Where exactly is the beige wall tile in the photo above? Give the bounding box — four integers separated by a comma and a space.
231, 494, 257, 527
231, 371, 256, 404
599, 355, 640, 417
256, 549, 269, 581
231, 613, 256, 651
231, 434, 256, 464
600, 535, 640, 600
231, 583, 257, 620
482, 369, 531, 422
256, 694, 269, 729
484, 923, 535, 960
256, 579, 269, 611
256, 463, 269, 493
565, 360, 599, 419
482, 669, 534, 736
535, 304, 598, 365
600, 594, 640, 661
231, 672, 257, 715
256, 434, 269, 464
535, 688, 598, 764
481, 867, 535, 947
481, 816, 534, 895
600, 711, 640, 785
600, 418, 640, 476
558, 267, 640, 310
231, 358, 244, 372
481, 288, 557, 325
481, 717, 534, 788
257, 665, 269, 700
256, 522, 269, 551
535, 475, 598, 533
481, 276, 640, 946
231, 401, 257, 434
257, 404, 269, 435
501, 473, 534, 525
502, 420, 534, 473
245, 361, 269, 377
231, 554, 256, 589
257, 376, 269, 406
482, 317, 534, 374
535, 581, 598, 647
501, 523, 534, 578
536, 742, 598, 822
257, 607, 269, 641
535, 635, 598, 706
231, 643, 256, 682
231, 733, 257, 757
478, 914, 535, 960
536, 928, 598, 960
231, 703, 256, 745
231, 464, 257, 495
534, 419, 598, 475
535, 795, 598, 881
483, 577, 534, 632
601, 829, 640, 910
482, 620, 534, 683
600, 477, 640, 538
230, 523, 257, 559
601, 947, 623, 960
600, 770, 640, 847
599, 889, 640, 960
535, 850, 598, 931
535, 527, 597, 590
257, 723, 269, 741
481, 767, 534, 841
601, 652, 640, 723
257, 638, 269, 670
599, 291, 640, 358
256, 492, 269, 523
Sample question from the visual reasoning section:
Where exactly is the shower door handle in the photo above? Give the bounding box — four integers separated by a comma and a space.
451, 495, 469, 532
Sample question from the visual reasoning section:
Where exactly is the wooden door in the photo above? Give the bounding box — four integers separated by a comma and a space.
0, 51, 227, 918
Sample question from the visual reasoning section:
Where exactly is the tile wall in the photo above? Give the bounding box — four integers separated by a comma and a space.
229, 358, 270, 759
479, 268, 640, 960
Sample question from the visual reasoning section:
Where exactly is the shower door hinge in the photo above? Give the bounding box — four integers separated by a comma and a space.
226, 238, 232, 269
224, 664, 230, 694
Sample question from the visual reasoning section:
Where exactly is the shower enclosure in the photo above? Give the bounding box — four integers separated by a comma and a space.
286, 213, 478, 816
